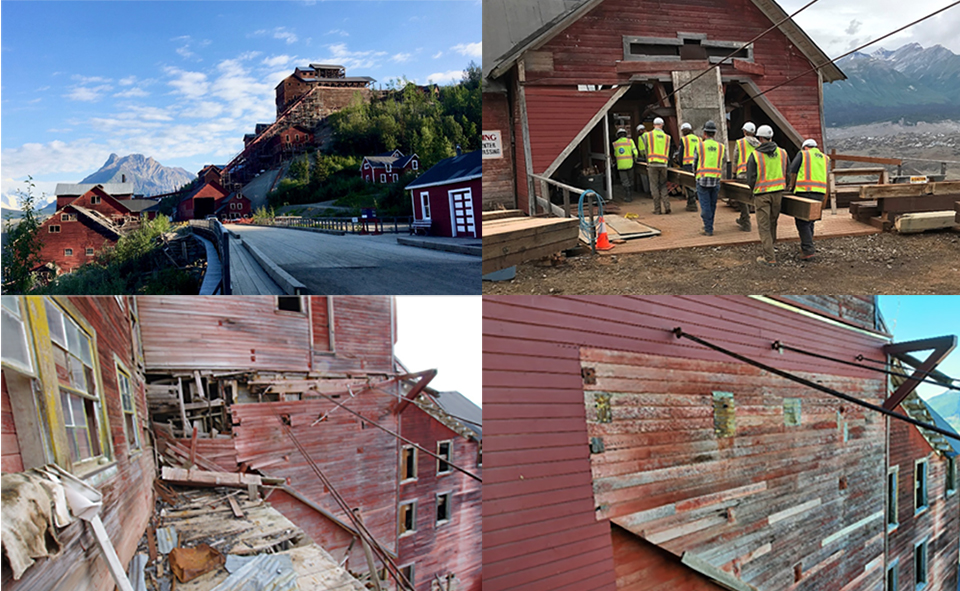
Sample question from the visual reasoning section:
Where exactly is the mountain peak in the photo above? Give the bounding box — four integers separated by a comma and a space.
80, 153, 194, 197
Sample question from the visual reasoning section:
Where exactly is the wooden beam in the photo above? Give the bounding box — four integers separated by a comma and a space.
355, 510, 383, 591
188, 426, 198, 468
161, 466, 262, 488
733, 59, 765, 76
227, 495, 244, 519
517, 60, 537, 216
177, 378, 189, 431
895, 211, 959, 234
395, 369, 438, 413
481, 209, 525, 222
482, 217, 580, 274
830, 153, 901, 166
882, 336, 957, 410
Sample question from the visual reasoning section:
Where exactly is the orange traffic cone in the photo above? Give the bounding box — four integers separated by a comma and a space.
595, 216, 614, 251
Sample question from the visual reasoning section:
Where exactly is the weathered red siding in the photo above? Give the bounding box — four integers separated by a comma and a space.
484, 295, 891, 591
481, 93, 516, 211
611, 524, 725, 590
412, 178, 482, 238
36, 208, 117, 273
325, 297, 394, 375
311, 296, 331, 352
1, 372, 24, 474
887, 409, 960, 591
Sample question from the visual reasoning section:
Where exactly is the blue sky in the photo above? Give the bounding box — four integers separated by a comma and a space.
0, 0, 481, 206
878, 296, 960, 401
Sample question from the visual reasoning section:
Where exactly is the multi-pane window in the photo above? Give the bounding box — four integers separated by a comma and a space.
399, 501, 416, 535
437, 441, 452, 474
90, 195, 101, 204
46, 301, 105, 465
86, 248, 95, 256
420, 192, 431, 219
887, 467, 899, 529
118, 367, 140, 452
64, 249, 74, 256
916, 458, 929, 512
436, 492, 451, 524
1, 297, 35, 373
49, 225, 61, 233
401, 446, 417, 482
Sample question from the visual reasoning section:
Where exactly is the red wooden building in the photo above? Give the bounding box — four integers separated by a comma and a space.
406, 150, 482, 238
213, 191, 253, 220
2, 297, 153, 590
484, 295, 959, 591
481, 0, 846, 212
177, 179, 230, 220
134, 296, 482, 591
197, 164, 223, 185
361, 150, 421, 184
38, 185, 160, 274
269, 125, 315, 161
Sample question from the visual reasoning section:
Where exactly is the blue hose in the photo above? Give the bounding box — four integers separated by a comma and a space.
577, 189, 604, 236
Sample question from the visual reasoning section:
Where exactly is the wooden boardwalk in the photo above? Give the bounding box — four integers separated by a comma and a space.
594, 199, 878, 255
228, 236, 285, 295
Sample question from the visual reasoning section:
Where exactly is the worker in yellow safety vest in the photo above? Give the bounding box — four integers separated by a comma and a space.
677, 122, 702, 212
693, 120, 726, 236
612, 128, 639, 202
732, 122, 760, 231
640, 117, 672, 214
788, 138, 829, 260
745, 125, 788, 265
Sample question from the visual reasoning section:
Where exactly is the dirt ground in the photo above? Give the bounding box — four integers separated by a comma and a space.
482, 229, 960, 295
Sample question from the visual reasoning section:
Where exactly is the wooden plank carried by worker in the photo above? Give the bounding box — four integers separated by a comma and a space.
161, 466, 262, 488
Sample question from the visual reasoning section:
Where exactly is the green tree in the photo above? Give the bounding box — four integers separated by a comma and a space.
2, 177, 46, 294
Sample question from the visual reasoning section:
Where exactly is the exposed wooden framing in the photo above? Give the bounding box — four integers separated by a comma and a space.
541, 85, 631, 180
177, 378, 189, 432
681, 552, 757, 591
356, 511, 384, 591
161, 466, 263, 488
395, 369, 438, 413
736, 79, 803, 150
830, 152, 902, 167
817, 70, 826, 150
227, 495, 244, 518
883, 336, 957, 410
517, 60, 537, 216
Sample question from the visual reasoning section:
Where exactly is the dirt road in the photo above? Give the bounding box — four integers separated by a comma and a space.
482, 230, 960, 295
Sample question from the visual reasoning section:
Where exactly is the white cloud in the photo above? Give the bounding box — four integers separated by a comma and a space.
118, 76, 137, 86
253, 27, 299, 45
262, 54, 295, 68
318, 43, 388, 70
326, 29, 349, 37
392, 52, 413, 63
451, 42, 481, 58
114, 87, 150, 98
72, 75, 113, 84
176, 45, 196, 60
36, 85, 51, 92
164, 67, 210, 99
66, 84, 113, 102
180, 101, 225, 119
426, 69, 465, 84
432, 51, 443, 59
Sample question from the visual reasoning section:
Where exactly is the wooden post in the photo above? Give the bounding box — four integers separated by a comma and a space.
604, 113, 613, 202
177, 378, 189, 436
563, 188, 571, 218
354, 510, 383, 591
517, 59, 537, 217
188, 426, 198, 468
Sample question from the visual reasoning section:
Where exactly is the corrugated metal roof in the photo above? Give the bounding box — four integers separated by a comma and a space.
405, 151, 481, 190
123, 199, 161, 213
210, 552, 297, 591
55, 182, 135, 196
432, 390, 482, 438
156, 526, 178, 554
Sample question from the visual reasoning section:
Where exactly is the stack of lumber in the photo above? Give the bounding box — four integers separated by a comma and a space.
482, 210, 579, 274
849, 181, 960, 231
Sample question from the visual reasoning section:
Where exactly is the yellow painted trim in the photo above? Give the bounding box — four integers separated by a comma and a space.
24, 297, 72, 470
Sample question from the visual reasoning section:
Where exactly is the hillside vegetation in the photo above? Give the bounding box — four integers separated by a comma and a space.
268, 63, 481, 216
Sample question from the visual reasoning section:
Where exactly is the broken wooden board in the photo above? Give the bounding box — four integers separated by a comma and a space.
860, 181, 960, 199
482, 216, 579, 274
603, 214, 661, 240
895, 211, 959, 234
161, 466, 262, 489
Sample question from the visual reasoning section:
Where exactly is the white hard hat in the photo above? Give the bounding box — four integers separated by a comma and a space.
617, 128, 627, 136
653, 117, 664, 125
742, 122, 756, 134
680, 122, 692, 131
756, 125, 774, 139
802, 138, 818, 149
636, 124, 644, 131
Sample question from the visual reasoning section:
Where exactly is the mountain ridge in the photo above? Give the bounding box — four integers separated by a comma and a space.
80, 153, 195, 197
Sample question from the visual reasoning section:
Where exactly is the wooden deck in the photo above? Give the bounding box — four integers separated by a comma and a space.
593, 198, 878, 255
228, 236, 285, 295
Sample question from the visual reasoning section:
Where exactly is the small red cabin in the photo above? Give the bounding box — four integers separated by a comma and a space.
361, 150, 420, 184
406, 150, 481, 238
177, 180, 230, 221
214, 192, 252, 221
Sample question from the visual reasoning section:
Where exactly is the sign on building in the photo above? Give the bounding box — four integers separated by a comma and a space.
482, 130, 502, 159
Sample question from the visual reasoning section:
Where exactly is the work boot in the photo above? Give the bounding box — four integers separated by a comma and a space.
737, 219, 751, 232
624, 188, 633, 203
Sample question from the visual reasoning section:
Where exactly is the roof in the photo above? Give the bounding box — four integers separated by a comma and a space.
363, 153, 417, 169
405, 150, 481, 190
123, 199, 160, 213
431, 391, 482, 438
922, 401, 960, 456
67, 205, 124, 237
309, 63, 345, 70
483, 0, 845, 83
55, 182, 134, 197
180, 180, 228, 204
214, 192, 248, 214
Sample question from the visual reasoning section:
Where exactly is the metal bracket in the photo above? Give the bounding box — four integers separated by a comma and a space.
882, 336, 957, 410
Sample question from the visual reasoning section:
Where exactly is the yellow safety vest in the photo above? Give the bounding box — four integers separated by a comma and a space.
753, 147, 788, 194
612, 137, 637, 170
642, 129, 670, 165
682, 134, 703, 166
696, 138, 725, 180
735, 137, 756, 175
795, 148, 828, 193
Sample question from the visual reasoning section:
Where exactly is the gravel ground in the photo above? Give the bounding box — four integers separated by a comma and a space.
483, 230, 960, 295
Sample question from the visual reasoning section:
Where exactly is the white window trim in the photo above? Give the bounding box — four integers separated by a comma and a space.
64, 248, 74, 256
380, 173, 386, 183
436, 490, 453, 526
915, 456, 929, 515
1, 297, 38, 376
437, 439, 453, 475
888, 465, 899, 532
420, 191, 431, 220
412, 160, 418, 170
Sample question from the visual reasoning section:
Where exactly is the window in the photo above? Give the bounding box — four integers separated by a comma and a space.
276, 296, 302, 313
713, 391, 735, 438
380, 174, 386, 183
437, 440, 452, 474
436, 492, 451, 524
90, 195, 101, 204
783, 398, 801, 426
947, 457, 956, 495
386, 164, 392, 173
915, 539, 928, 589
86, 248, 95, 256
888, 466, 899, 530
64, 249, 74, 256
412, 160, 418, 170
392, 174, 398, 182
399, 501, 416, 535
49, 225, 61, 233
400, 564, 415, 586
886, 559, 898, 591
61, 213, 77, 222
45, 301, 108, 468
916, 458, 929, 513
420, 191, 431, 220
364, 162, 370, 169
478, 442, 482, 467
117, 366, 139, 452
2, 297, 34, 373
401, 446, 417, 481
